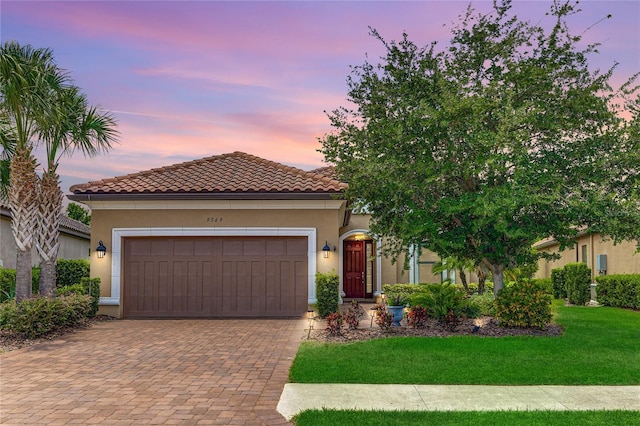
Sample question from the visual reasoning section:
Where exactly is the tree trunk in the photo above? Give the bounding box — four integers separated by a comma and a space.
37, 172, 62, 297
493, 265, 505, 295
458, 268, 469, 294
15, 248, 33, 301
9, 146, 39, 302
476, 266, 487, 295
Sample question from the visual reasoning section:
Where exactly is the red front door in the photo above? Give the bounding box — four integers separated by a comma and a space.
344, 240, 365, 298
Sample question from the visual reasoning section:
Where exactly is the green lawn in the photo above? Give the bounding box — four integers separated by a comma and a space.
292, 410, 640, 425
289, 301, 640, 385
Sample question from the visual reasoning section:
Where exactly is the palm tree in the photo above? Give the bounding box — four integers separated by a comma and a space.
0, 42, 66, 301
0, 115, 15, 201
37, 86, 117, 296
433, 256, 475, 293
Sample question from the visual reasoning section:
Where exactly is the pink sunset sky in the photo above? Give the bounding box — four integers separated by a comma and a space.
2, 0, 639, 195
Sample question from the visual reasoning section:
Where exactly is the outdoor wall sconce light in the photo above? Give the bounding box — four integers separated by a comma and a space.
96, 241, 107, 259
322, 241, 331, 258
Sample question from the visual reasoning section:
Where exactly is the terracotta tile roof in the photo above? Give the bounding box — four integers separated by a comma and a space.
60, 215, 91, 236
1, 201, 90, 237
308, 166, 337, 179
70, 152, 347, 197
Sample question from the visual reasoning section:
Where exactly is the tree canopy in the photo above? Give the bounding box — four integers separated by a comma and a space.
67, 202, 91, 226
320, 0, 640, 293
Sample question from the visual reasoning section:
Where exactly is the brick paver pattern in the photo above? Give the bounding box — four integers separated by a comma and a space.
0, 318, 306, 425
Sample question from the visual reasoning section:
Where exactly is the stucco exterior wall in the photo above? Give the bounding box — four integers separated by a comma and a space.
0, 214, 13, 268
1, 213, 89, 269
535, 234, 640, 280
86, 199, 346, 317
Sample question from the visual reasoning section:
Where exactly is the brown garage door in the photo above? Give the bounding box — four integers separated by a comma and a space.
123, 236, 308, 318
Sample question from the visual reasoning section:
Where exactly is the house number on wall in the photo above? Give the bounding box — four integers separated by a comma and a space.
206, 217, 224, 223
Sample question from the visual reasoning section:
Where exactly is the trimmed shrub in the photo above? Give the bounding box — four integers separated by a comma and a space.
31, 267, 40, 294
0, 294, 93, 339
315, 271, 339, 318
564, 263, 592, 305
382, 283, 435, 306
0, 267, 39, 301
58, 277, 101, 317
469, 292, 496, 316
374, 304, 392, 331
344, 300, 364, 330
595, 274, 640, 309
456, 282, 494, 295
57, 283, 87, 296
56, 259, 90, 288
495, 280, 552, 329
409, 283, 476, 324
407, 305, 428, 328
531, 278, 553, 295
551, 268, 567, 299
325, 312, 343, 335
80, 277, 101, 317
0, 267, 16, 303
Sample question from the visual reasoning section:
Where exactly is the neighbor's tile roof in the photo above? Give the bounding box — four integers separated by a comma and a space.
1, 201, 90, 237
60, 215, 91, 236
70, 152, 347, 195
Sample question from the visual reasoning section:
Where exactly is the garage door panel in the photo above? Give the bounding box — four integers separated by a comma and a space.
286, 238, 308, 255
186, 261, 203, 314
124, 236, 308, 318
174, 240, 195, 256
223, 240, 243, 256
266, 239, 285, 256
150, 239, 171, 256
128, 239, 151, 256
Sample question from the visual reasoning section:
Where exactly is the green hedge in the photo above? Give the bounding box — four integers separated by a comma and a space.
551, 268, 567, 299
315, 271, 339, 318
0, 267, 40, 302
0, 268, 16, 303
595, 274, 640, 309
0, 294, 93, 339
454, 282, 494, 295
56, 259, 90, 288
0, 260, 90, 302
564, 263, 592, 305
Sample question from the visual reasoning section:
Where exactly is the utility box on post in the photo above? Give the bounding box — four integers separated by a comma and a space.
596, 254, 607, 275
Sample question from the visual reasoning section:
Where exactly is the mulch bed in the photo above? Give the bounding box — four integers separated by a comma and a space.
0, 315, 115, 353
308, 316, 564, 343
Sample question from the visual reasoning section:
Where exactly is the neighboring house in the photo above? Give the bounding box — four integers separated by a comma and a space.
0, 202, 91, 269
534, 232, 640, 281
70, 151, 450, 319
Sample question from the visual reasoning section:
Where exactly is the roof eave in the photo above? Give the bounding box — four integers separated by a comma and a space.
68, 191, 345, 202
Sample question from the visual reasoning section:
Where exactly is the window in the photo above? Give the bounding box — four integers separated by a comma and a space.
581, 244, 588, 264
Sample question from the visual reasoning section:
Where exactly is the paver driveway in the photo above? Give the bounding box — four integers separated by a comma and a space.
0, 318, 306, 425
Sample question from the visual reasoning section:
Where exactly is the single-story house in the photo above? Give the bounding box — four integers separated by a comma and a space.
70, 152, 452, 319
534, 232, 640, 280
0, 202, 91, 269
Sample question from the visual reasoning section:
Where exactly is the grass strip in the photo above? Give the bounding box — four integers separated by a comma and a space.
292, 409, 640, 425
290, 302, 640, 385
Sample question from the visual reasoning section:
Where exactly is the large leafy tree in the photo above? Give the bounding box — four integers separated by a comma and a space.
321, 0, 640, 294
37, 86, 116, 297
66, 202, 91, 226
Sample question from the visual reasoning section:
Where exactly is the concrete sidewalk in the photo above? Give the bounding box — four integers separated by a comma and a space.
277, 384, 640, 420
